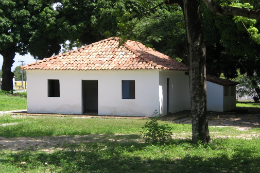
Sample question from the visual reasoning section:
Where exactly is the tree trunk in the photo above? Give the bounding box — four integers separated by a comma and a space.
183, 0, 210, 143
1, 47, 15, 92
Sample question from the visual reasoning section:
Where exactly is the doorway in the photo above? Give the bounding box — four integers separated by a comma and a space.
82, 80, 98, 114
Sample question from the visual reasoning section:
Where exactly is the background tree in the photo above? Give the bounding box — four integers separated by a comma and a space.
13, 66, 26, 81
54, 0, 151, 46
133, 5, 186, 61
203, 3, 260, 102
0, 0, 61, 92
1, 0, 154, 92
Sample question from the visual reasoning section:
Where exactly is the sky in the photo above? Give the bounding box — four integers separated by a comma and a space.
0, 53, 37, 72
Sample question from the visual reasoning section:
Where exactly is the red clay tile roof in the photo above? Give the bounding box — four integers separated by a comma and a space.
21, 37, 188, 71
206, 75, 239, 86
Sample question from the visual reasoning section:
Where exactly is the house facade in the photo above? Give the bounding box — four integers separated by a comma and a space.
22, 37, 237, 117
26, 69, 190, 116
23, 37, 190, 117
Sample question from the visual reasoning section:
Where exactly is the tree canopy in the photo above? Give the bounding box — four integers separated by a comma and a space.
133, 5, 186, 61
0, 0, 61, 91
202, 2, 260, 101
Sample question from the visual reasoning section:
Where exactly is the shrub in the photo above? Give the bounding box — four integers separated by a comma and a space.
141, 111, 173, 144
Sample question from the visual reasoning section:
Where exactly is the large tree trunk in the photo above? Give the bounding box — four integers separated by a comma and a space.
1, 47, 15, 92
165, 0, 259, 144
183, 0, 210, 144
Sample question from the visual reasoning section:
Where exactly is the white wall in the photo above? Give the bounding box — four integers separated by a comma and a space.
207, 81, 224, 111
27, 70, 159, 117
207, 82, 237, 112
159, 71, 190, 115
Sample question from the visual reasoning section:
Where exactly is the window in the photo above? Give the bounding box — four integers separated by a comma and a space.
122, 80, 135, 99
48, 79, 60, 97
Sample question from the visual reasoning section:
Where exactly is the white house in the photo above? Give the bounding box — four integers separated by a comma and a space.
206, 75, 238, 112
21, 37, 237, 117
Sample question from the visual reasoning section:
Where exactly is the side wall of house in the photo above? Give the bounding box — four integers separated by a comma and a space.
207, 81, 224, 112
27, 70, 159, 117
159, 71, 190, 115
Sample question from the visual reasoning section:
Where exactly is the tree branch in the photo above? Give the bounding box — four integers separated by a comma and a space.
202, 0, 260, 20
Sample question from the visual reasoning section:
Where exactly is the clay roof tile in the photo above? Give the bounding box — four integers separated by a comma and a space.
21, 37, 188, 71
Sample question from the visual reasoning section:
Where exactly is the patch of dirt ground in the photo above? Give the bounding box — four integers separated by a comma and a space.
0, 134, 141, 152
160, 107, 260, 130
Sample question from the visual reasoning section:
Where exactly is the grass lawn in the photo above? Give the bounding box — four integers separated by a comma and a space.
0, 115, 259, 172
0, 93, 259, 172
0, 91, 27, 111
237, 102, 260, 108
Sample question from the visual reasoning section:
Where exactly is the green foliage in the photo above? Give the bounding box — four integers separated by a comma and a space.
218, 1, 260, 45
141, 111, 173, 144
0, 0, 60, 57
13, 66, 26, 81
56, 0, 148, 46
56, 0, 186, 61
133, 6, 186, 60
247, 26, 260, 44
202, 1, 260, 79
0, 90, 14, 95
0, 0, 61, 91
220, 2, 254, 9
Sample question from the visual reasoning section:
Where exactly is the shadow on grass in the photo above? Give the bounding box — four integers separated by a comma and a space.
1, 138, 259, 172
0, 133, 142, 151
